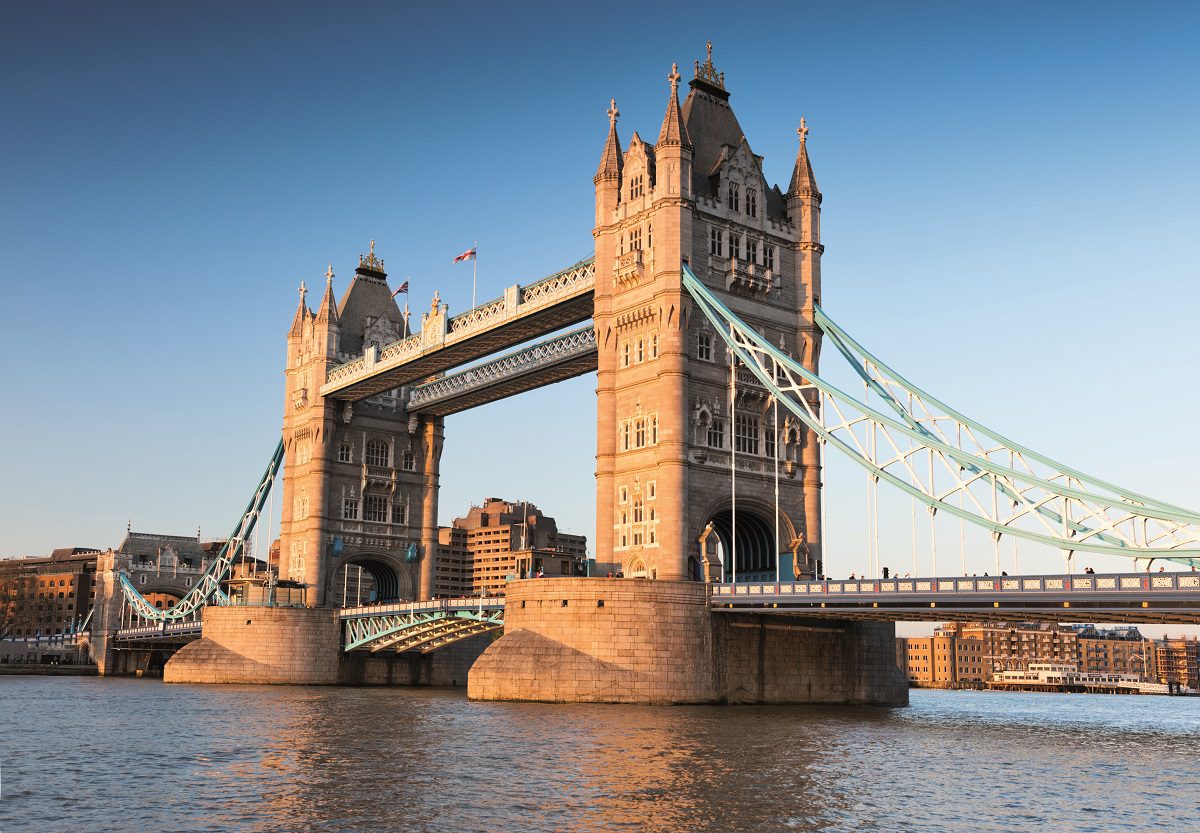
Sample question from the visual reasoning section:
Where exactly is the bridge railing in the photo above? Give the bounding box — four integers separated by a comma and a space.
339, 596, 506, 619
713, 571, 1200, 600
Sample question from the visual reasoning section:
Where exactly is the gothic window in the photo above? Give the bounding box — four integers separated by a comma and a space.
402, 449, 415, 471
765, 245, 775, 271
765, 425, 777, 459
630, 174, 645, 199
727, 183, 739, 211
636, 339, 644, 362
735, 415, 759, 455
619, 486, 628, 504
392, 502, 408, 525
619, 234, 625, 255
745, 189, 758, 218
630, 227, 642, 250
632, 497, 644, 523
647, 223, 652, 248
338, 443, 352, 463
632, 530, 643, 546
650, 414, 658, 444
622, 342, 631, 367
635, 419, 646, 448
621, 511, 628, 525
697, 331, 713, 362
342, 497, 359, 520
651, 334, 658, 358
648, 481, 656, 499
365, 437, 390, 468
622, 422, 631, 451
710, 226, 724, 256
748, 239, 758, 264
707, 418, 725, 449
731, 234, 743, 260
364, 494, 388, 523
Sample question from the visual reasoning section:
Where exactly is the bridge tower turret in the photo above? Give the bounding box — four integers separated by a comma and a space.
786, 119, 825, 578
279, 245, 433, 607
592, 44, 823, 582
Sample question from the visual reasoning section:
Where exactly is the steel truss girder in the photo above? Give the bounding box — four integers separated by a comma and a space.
407, 325, 597, 415
343, 609, 504, 653
680, 265, 1200, 565
118, 440, 284, 623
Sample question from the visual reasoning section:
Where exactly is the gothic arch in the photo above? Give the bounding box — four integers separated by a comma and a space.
696, 495, 799, 581
327, 551, 414, 605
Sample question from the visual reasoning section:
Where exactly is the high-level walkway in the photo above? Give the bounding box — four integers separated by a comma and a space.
321, 258, 595, 401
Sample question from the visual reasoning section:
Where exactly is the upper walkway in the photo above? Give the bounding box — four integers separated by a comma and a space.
321, 258, 595, 401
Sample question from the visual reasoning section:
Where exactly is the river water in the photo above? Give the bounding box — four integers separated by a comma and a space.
1, 678, 1197, 833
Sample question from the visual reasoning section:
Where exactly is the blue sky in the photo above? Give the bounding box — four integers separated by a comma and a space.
2, 1, 1197, 599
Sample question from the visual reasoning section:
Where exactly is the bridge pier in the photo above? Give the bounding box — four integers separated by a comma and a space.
467, 578, 907, 705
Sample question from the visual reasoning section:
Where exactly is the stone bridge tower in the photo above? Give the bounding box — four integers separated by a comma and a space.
593, 46, 824, 583
279, 245, 442, 607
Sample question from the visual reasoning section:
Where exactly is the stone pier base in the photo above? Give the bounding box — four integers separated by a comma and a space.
467, 578, 908, 705
163, 606, 496, 686
164, 607, 342, 685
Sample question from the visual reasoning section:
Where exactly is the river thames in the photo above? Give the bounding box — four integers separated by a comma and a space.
1, 678, 1197, 832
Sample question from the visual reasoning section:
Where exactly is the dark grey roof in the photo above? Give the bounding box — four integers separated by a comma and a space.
337, 268, 406, 355
116, 532, 209, 563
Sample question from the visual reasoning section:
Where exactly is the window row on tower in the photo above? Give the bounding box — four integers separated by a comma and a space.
337, 437, 416, 471
618, 223, 652, 255
620, 413, 659, 452
726, 184, 758, 218
342, 493, 410, 526
621, 334, 659, 367
709, 226, 776, 270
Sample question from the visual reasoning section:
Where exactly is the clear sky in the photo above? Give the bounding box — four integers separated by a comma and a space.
2, 0, 1197, 612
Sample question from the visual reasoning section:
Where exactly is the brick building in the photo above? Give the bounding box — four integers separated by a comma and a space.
896, 621, 1160, 688
1154, 635, 1199, 690
433, 498, 587, 597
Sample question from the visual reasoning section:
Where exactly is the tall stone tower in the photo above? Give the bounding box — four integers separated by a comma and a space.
593, 45, 824, 582
279, 244, 442, 606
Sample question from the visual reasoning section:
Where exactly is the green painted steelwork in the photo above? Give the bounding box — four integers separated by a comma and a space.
681, 264, 1200, 565
118, 440, 285, 622
343, 605, 504, 653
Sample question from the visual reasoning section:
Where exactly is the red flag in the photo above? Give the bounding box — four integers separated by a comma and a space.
453, 246, 477, 263
390, 280, 409, 298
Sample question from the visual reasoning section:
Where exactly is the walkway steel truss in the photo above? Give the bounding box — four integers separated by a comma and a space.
681, 264, 1200, 566
342, 600, 505, 653
407, 325, 597, 416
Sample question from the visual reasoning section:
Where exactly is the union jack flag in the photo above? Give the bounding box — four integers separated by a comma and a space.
390, 280, 409, 298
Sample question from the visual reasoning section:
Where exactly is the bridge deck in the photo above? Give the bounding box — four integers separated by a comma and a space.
714, 572, 1200, 624
321, 259, 595, 401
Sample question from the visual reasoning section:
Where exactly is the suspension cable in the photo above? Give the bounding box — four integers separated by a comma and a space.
773, 363, 781, 584
729, 338, 737, 584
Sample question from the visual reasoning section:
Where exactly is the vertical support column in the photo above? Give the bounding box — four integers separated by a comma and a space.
657, 287, 690, 581
304, 413, 333, 607
595, 327, 617, 571
88, 552, 125, 675
418, 416, 443, 601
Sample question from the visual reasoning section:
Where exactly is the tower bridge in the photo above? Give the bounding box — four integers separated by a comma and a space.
100, 45, 1200, 703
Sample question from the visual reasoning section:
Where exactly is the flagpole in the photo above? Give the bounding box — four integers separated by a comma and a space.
472, 240, 478, 309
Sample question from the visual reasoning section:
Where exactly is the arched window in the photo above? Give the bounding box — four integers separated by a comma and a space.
727, 183, 739, 211
365, 437, 390, 468
745, 188, 757, 218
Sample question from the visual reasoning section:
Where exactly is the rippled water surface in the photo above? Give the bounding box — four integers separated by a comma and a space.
2, 678, 1198, 832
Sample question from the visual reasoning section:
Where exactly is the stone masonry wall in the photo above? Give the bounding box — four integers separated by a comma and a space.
163, 607, 341, 685
469, 578, 719, 704
469, 577, 908, 706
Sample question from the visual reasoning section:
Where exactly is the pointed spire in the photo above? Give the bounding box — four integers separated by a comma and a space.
594, 98, 624, 182
315, 264, 338, 325
657, 63, 692, 150
289, 280, 310, 337
788, 117, 820, 197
